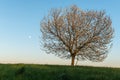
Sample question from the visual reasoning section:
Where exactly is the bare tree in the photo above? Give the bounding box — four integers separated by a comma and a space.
40, 5, 114, 66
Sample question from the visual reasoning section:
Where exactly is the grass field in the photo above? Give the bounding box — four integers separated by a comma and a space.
0, 64, 120, 80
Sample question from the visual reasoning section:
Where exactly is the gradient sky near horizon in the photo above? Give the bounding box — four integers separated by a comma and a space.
0, 0, 120, 67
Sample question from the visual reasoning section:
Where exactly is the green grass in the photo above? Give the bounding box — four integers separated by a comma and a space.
0, 64, 120, 80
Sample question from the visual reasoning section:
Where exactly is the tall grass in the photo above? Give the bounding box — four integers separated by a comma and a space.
0, 64, 120, 80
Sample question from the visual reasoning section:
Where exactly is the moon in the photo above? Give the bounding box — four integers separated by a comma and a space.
28, 35, 32, 39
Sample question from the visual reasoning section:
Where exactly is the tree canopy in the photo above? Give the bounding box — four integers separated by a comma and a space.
40, 5, 114, 66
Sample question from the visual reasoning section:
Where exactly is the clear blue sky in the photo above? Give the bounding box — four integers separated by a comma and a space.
0, 0, 120, 67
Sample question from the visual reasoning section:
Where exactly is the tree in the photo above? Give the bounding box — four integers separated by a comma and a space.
40, 5, 114, 66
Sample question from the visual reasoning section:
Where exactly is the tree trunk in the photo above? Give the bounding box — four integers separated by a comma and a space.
71, 55, 75, 66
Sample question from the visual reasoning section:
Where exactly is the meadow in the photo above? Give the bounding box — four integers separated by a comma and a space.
0, 64, 120, 80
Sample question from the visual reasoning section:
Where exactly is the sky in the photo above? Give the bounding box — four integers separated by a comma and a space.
0, 0, 120, 67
